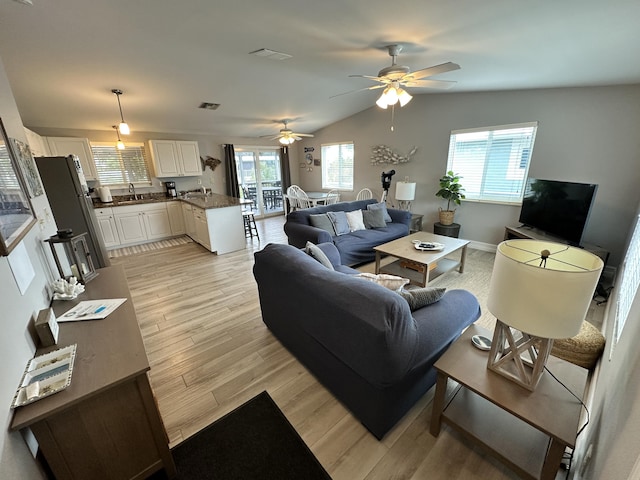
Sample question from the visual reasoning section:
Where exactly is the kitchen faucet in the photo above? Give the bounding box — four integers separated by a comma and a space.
128, 183, 138, 200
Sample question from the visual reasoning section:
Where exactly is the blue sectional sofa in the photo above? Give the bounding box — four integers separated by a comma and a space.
253, 242, 481, 439
284, 199, 411, 265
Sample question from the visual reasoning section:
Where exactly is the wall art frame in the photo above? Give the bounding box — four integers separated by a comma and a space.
0, 117, 37, 256
10, 137, 44, 197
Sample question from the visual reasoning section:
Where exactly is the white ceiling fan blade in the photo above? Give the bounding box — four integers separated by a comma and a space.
330, 84, 385, 99
404, 62, 461, 81
292, 133, 314, 138
403, 79, 457, 89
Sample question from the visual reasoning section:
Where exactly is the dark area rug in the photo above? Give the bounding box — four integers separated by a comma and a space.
160, 391, 331, 479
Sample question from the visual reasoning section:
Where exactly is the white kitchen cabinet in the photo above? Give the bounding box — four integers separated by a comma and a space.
143, 208, 172, 240
24, 128, 50, 157
112, 203, 172, 246
193, 207, 211, 250
167, 201, 185, 235
46, 137, 99, 181
182, 203, 196, 240
114, 211, 147, 245
148, 140, 202, 177
94, 208, 121, 248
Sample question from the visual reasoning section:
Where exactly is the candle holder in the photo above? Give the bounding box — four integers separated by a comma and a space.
46, 232, 97, 284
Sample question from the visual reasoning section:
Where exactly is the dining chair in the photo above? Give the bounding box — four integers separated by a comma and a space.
356, 188, 373, 200
324, 189, 340, 205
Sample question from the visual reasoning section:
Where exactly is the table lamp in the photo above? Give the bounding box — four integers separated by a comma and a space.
395, 178, 416, 211
486, 239, 603, 390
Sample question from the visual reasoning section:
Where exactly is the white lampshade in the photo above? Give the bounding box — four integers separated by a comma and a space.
487, 240, 603, 339
118, 122, 130, 135
279, 136, 294, 145
395, 181, 416, 201
397, 88, 412, 107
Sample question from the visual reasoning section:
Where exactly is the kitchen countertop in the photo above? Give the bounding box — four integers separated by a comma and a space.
93, 193, 244, 210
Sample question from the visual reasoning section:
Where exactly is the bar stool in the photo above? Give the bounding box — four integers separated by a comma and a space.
243, 210, 259, 240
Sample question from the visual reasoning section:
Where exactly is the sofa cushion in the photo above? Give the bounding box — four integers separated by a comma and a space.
327, 211, 350, 235
346, 209, 366, 232
305, 241, 335, 270
309, 213, 335, 235
362, 208, 387, 229
398, 287, 446, 310
356, 272, 409, 292
367, 202, 392, 222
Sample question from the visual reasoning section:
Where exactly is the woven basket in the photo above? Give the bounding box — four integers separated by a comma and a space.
438, 209, 456, 226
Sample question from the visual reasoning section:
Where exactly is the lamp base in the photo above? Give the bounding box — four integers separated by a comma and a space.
487, 319, 553, 391
397, 200, 412, 211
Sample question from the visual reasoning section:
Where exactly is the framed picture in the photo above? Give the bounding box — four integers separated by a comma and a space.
10, 138, 43, 197
0, 118, 37, 256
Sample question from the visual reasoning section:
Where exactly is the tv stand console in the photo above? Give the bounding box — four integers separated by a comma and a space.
504, 226, 609, 265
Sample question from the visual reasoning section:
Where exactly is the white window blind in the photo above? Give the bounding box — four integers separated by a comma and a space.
446, 122, 538, 204
614, 214, 640, 344
321, 142, 354, 190
90, 142, 151, 186
0, 145, 20, 189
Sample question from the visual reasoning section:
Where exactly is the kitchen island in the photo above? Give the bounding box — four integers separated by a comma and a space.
178, 193, 246, 254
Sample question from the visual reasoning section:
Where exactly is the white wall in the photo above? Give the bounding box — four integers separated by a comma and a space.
578, 200, 640, 480
297, 85, 640, 266
0, 57, 55, 480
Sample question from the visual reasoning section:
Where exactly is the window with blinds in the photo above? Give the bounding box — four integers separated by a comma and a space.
90, 142, 151, 186
614, 214, 640, 346
321, 142, 354, 190
0, 145, 20, 189
446, 122, 538, 204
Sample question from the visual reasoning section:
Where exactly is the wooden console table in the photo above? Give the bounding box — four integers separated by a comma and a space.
11, 266, 176, 480
430, 325, 587, 480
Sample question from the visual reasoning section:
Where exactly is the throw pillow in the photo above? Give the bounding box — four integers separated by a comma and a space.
305, 241, 335, 270
345, 209, 366, 232
362, 208, 387, 229
326, 211, 350, 236
356, 272, 409, 292
398, 287, 446, 311
367, 202, 392, 223
309, 213, 336, 235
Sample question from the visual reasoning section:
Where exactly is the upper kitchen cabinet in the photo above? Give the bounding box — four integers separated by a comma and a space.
24, 128, 50, 157
148, 140, 202, 177
46, 137, 99, 181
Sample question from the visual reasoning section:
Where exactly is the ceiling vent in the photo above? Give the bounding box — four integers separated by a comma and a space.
198, 102, 220, 110
249, 48, 292, 61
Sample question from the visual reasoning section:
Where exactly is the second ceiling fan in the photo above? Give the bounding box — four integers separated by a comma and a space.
261, 120, 314, 145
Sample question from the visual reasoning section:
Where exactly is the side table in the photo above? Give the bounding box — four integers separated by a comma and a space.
430, 324, 587, 480
410, 213, 423, 233
434, 222, 460, 238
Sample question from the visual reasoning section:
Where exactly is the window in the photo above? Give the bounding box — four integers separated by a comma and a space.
446, 122, 538, 204
321, 142, 354, 190
613, 215, 640, 346
90, 142, 151, 186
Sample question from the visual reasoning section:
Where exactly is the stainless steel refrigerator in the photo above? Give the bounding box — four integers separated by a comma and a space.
35, 155, 110, 269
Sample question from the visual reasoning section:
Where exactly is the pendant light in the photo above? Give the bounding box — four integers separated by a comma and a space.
111, 89, 130, 135
112, 125, 125, 150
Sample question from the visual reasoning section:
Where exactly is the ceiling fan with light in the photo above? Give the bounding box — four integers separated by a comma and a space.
338, 44, 461, 109
261, 120, 314, 145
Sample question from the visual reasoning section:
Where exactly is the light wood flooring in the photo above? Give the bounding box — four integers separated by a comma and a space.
111, 216, 571, 480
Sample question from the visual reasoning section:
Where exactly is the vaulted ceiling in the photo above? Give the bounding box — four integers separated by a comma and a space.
0, 0, 638, 139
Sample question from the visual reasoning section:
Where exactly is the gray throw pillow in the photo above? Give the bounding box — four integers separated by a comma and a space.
398, 287, 446, 310
305, 241, 335, 270
326, 211, 350, 236
367, 202, 392, 222
309, 213, 336, 235
362, 208, 387, 229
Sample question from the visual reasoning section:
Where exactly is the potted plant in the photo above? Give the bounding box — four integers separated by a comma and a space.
435, 171, 465, 225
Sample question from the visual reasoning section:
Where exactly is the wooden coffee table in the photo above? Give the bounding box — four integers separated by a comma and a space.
374, 232, 469, 286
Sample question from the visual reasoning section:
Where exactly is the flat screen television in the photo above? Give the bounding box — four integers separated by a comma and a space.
519, 178, 598, 246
